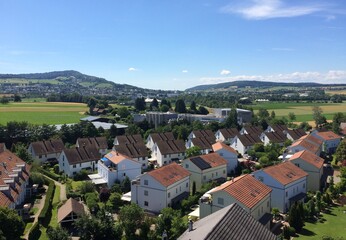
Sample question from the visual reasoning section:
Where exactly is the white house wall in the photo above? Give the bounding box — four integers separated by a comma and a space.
215, 149, 238, 174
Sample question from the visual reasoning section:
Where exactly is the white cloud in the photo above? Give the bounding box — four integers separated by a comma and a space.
220, 69, 231, 75
326, 15, 336, 21
128, 67, 138, 72
221, 0, 325, 20
200, 70, 346, 84
182, 70, 188, 73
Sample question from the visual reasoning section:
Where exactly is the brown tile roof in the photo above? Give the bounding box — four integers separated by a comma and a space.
156, 140, 186, 155
116, 134, 143, 145
210, 174, 272, 209
191, 137, 215, 150
316, 131, 342, 141
114, 142, 148, 159
289, 150, 324, 169
212, 142, 238, 154
57, 198, 85, 223
300, 134, 323, 146
104, 151, 134, 164
147, 162, 190, 187
263, 162, 308, 185
243, 126, 263, 136
237, 134, 262, 147
192, 130, 215, 139
150, 132, 175, 142
189, 153, 227, 170
264, 131, 287, 143
286, 128, 307, 140
0, 150, 30, 207
31, 139, 65, 155
77, 137, 108, 150
63, 145, 100, 165
271, 125, 289, 132
219, 128, 239, 139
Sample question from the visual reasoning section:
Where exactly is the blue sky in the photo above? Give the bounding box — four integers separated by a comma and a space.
0, 0, 345, 90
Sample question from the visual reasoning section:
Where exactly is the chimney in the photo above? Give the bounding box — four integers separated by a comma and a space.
188, 219, 193, 232
231, 177, 234, 182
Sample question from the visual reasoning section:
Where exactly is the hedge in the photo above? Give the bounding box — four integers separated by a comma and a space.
37, 167, 60, 181
38, 176, 56, 225
28, 222, 40, 240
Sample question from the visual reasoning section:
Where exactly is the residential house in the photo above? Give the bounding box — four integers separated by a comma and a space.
182, 153, 227, 191
253, 161, 308, 213
239, 126, 263, 136
285, 128, 307, 141
178, 203, 276, 240
58, 145, 100, 177
57, 198, 85, 226
113, 134, 143, 146
28, 139, 65, 163
266, 124, 288, 133
76, 137, 108, 156
0, 149, 31, 215
131, 162, 190, 213
212, 142, 238, 174
199, 174, 272, 227
260, 131, 287, 146
89, 151, 142, 188
186, 137, 215, 155
153, 140, 186, 166
311, 130, 342, 154
230, 134, 262, 155
287, 134, 323, 156
146, 132, 175, 151
215, 128, 239, 144
288, 150, 324, 191
340, 122, 346, 136
188, 130, 215, 141
114, 142, 149, 169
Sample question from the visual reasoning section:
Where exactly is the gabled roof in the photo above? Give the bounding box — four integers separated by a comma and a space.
290, 139, 320, 154
286, 128, 306, 140
31, 139, 65, 155
264, 131, 287, 143
189, 153, 227, 170
212, 142, 237, 155
315, 131, 342, 141
104, 151, 138, 165
210, 174, 272, 209
0, 150, 30, 207
243, 126, 262, 136
77, 137, 108, 150
191, 137, 215, 150
114, 142, 148, 159
237, 134, 262, 147
289, 150, 324, 169
150, 132, 175, 142
57, 198, 85, 223
63, 145, 100, 165
262, 161, 308, 186
147, 162, 190, 187
270, 124, 289, 132
116, 134, 143, 145
192, 130, 215, 139
300, 134, 323, 146
178, 203, 276, 240
156, 140, 186, 155
218, 128, 239, 139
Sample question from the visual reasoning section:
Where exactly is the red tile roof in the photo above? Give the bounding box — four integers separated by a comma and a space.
210, 174, 272, 209
148, 162, 190, 187
212, 142, 237, 154
263, 162, 308, 186
104, 151, 137, 165
291, 139, 320, 154
58, 198, 85, 223
316, 131, 342, 141
288, 150, 324, 169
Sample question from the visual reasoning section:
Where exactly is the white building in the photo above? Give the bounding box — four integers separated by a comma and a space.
182, 153, 227, 191
146, 132, 175, 151
131, 162, 190, 213
259, 131, 287, 146
89, 151, 142, 188
185, 137, 215, 155
215, 128, 239, 144
310, 130, 342, 154
253, 161, 308, 213
76, 137, 108, 156
153, 140, 186, 167
230, 134, 262, 155
212, 142, 239, 174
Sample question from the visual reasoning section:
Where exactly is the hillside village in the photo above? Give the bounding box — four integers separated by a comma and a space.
1, 101, 346, 240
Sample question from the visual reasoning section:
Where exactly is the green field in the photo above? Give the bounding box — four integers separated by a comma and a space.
0, 102, 87, 125
295, 204, 346, 239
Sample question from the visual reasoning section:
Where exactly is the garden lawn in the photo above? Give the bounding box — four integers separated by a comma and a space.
71, 180, 83, 191
295, 204, 346, 239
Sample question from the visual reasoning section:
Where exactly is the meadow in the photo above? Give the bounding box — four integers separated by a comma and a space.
0, 101, 88, 125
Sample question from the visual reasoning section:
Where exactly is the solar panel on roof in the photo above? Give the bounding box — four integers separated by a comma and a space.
190, 157, 211, 170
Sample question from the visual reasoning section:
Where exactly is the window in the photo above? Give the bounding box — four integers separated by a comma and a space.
180, 186, 181, 192
123, 173, 126, 177
286, 191, 288, 197
216, 172, 218, 176
212, 173, 214, 178
73, 164, 76, 168
223, 170, 226, 174
144, 190, 148, 196
176, 188, 178, 193
168, 192, 171, 198
303, 183, 305, 189
142, 164, 145, 167
62, 163, 64, 167
144, 201, 148, 206
185, 164, 189, 169
186, 182, 188, 188
220, 153, 223, 156
164, 154, 167, 158
142, 157, 145, 160
295, 163, 300, 167
144, 180, 148, 186
80, 163, 82, 167
267, 201, 269, 208
203, 175, 206, 180
217, 197, 224, 205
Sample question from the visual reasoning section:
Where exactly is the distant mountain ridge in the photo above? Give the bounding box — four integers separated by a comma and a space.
186, 80, 346, 91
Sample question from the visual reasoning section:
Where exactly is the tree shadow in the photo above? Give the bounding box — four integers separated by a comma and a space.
298, 228, 316, 237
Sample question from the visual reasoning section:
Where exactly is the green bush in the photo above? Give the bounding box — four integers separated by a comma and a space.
38, 177, 55, 226
28, 222, 40, 240
37, 167, 60, 181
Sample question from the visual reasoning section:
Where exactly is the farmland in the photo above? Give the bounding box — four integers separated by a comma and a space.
0, 101, 88, 125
